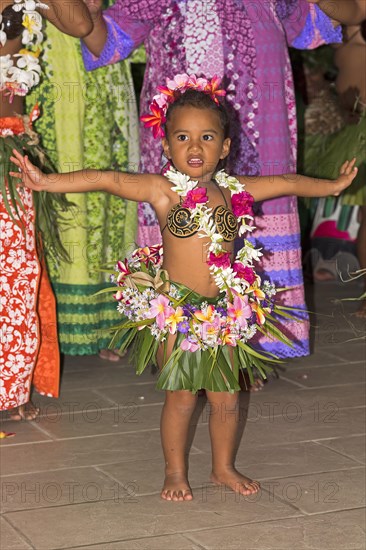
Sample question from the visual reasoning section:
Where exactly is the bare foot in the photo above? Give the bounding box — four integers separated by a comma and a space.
313, 268, 337, 282
8, 401, 40, 421
98, 349, 121, 362
210, 468, 260, 496
352, 300, 366, 319
249, 378, 264, 393
161, 472, 193, 501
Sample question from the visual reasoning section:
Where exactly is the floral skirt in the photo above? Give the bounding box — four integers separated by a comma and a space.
0, 123, 60, 410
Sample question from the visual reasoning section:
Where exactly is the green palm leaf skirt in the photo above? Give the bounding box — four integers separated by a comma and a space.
101, 249, 293, 394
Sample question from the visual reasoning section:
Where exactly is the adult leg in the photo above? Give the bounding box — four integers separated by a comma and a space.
354, 205, 366, 317
207, 390, 260, 496
160, 390, 198, 501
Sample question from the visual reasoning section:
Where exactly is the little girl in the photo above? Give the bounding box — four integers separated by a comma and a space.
11, 74, 357, 502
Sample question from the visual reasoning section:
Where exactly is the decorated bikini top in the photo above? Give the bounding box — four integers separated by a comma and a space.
162, 170, 238, 241
161, 165, 262, 296
0, 0, 47, 102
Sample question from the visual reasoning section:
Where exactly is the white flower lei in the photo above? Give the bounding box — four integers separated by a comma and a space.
165, 167, 263, 295
0, 0, 48, 99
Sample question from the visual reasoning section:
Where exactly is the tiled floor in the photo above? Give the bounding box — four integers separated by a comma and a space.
1, 281, 365, 550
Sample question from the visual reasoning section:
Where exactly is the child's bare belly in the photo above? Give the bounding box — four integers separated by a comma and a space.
163, 237, 234, 298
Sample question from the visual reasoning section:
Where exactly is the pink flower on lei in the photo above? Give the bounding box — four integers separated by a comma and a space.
207, 251, 231, 269
181, 338, 200, 352
227, 294, 252, 328
231, 191, 254, 217
181, 187, 208, 209
149, 295, 173, 330
232, 263, 256, 284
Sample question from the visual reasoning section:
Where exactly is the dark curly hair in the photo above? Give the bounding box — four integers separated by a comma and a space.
165, 89, 230, 139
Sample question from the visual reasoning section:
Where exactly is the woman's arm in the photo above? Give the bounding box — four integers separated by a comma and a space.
238, 159, 358, 202
309, 0, 366, 25
81, 0, 107, 56
40, 0, 93, 37
10, 149, 163, 205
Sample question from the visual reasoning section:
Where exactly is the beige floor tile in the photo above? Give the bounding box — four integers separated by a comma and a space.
3, 492, 300, 550
323, 343, 365, 364
32, 402, 163, 440
96, 383, 165, 406
0, 466, 127, 512
235, 441, 360, 480
284, 350, 348, 369
186, 508, 366, 549
316, 435, 366, 464
247, 382, 366, 417
280, 363, 365, 388
191, 407, 365, 453
68, 534, 199, 549
269, 468, 365, 514
0, 517, 32, 549
60, 364, 156, 390
0, 418, 52, 444
34, 389, 116, 415
0, 431, 163, 476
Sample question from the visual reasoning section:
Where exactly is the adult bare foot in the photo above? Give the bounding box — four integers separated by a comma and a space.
210, 468, 260, 496
352, 300, 366, 318
98, 349, 121, 362
161, 472, 193, 501
8, 401, 40, 421
249, 378, 264, 392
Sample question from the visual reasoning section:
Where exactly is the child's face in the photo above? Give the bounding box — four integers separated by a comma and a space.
162, 106, 231, 182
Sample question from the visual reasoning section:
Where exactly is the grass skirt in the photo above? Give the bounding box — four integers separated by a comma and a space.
109, 278, 284, 394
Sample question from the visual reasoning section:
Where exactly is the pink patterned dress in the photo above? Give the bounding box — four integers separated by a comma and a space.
82, 0, 342, 358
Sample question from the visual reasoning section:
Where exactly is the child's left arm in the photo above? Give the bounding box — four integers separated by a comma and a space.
239, 159, 358, 203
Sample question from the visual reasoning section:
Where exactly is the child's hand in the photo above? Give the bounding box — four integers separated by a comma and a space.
332, 158, 358, 196
10, 149, 49, 192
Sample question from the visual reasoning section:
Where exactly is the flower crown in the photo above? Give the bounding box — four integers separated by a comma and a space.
140, 73, 226, 139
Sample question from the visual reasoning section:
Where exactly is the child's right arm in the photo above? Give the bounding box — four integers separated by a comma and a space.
10, 150, 162, 205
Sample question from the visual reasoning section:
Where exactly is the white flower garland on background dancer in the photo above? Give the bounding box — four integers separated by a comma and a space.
0, 0, 47, 100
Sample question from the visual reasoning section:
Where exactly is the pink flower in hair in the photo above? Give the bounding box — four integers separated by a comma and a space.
187, 74, 208, 91
166, 73, 191, 92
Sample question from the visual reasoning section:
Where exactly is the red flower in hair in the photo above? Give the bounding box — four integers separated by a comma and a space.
140, 100, 166, 138
204, 75, 226, 104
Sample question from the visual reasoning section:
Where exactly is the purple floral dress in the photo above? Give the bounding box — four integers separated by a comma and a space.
82, 0, 341, 358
